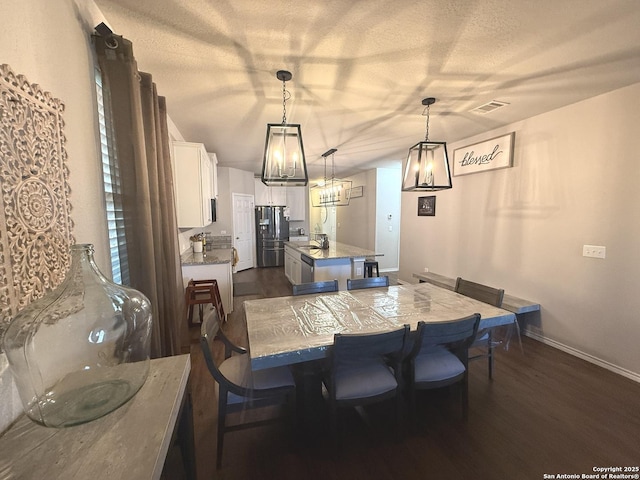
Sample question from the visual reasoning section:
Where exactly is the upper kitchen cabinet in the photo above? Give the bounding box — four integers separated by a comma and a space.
254, 179, 307, 221
254, 179, 286, 206
208, 152, 218, 198
285, 187, 307, 221
173, 141, 212, 228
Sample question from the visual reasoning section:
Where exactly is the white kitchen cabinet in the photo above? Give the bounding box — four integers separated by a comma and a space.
173, 141, 212, 228
286, 186, 307, 221
284, 245, 302, 285
254, 179, 287, 206
271, 186, 287, 206
254, 179, 269, 205
208, 152, 218, 198
254, 180, 307, 222
181, 261, 233, 314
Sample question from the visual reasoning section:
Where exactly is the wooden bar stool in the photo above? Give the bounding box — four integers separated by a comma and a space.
364, 260, 379, 278
185, 279, 225, 327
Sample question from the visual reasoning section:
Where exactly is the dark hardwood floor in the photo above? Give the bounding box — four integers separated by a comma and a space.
175, 267, 640, 480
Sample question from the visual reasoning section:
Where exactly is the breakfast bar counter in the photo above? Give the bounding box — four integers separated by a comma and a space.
284, 241, 383, 289
285, 241, 382, 261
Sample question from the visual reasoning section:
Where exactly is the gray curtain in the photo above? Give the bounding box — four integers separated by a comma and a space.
94, 35, 186, 358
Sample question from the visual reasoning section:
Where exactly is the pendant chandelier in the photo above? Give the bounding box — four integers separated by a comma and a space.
311, 148, 353, 207
401, 97, 452, 191
261, 70, 308, 186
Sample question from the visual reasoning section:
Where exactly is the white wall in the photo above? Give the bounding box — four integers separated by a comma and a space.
375, 168, 401, 271
336, 170, 376, 249
1, 0, 110, 430
336, 168, 401, 271
399, 82, 640, 380
212, 166, 254, 236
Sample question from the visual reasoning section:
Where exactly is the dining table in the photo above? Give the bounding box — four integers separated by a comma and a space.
244, 282, 517, 371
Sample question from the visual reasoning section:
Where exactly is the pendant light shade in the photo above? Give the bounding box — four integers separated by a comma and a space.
402, 98, 452, 191
261, 70, 308, 186
311, 148, 352, 207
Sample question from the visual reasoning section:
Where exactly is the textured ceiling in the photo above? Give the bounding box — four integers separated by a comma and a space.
94, 0, 640, 180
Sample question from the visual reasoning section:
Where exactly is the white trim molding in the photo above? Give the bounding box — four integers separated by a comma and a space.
524, 328, 640, 384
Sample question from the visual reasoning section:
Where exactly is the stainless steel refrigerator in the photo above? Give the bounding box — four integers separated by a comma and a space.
255, 206, 289, 267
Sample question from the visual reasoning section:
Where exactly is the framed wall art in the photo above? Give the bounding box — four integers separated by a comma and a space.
453, 132, 515, 176
349, 185, 363, 198
418, 196, 436, 216
0, 63, 74, 346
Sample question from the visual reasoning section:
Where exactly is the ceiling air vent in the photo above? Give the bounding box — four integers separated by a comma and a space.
471, 100, 509, 114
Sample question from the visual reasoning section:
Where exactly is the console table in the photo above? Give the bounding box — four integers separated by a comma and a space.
0, 354, 194, 479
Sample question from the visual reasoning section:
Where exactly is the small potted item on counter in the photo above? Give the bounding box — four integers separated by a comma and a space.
190, 234, 204, 253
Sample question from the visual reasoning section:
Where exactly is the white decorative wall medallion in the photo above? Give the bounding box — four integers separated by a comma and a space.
0, 64, 75, 348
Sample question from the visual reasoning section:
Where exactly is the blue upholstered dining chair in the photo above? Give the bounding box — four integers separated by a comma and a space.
346, 275, 389, 290
454, 277, 505, 378
406, 314, 480, 423
323, 325, 410, 440
292, 279, 339, 296
200, 307, 296, 468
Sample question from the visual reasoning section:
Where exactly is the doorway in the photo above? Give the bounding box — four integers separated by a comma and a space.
232, 193, 255, 271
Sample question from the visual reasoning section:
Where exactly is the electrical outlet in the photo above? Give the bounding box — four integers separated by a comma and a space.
423, 267, 429, 273
583, 245, 606, 259
356, 267, 362, 276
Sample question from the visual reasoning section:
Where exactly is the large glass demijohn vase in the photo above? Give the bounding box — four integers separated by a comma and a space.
2, 244, 152, 427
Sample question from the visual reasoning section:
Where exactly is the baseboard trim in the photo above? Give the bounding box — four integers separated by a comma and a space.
524, 329, 640, 383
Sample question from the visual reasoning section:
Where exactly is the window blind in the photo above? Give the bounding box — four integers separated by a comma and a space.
95, 68, 130, 286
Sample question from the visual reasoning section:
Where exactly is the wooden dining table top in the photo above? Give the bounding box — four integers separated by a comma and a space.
244, 282, 516, 371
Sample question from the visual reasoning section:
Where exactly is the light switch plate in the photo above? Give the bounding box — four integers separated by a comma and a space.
583, 245, 606, 259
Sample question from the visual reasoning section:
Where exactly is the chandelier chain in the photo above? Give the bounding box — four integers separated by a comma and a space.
331, 152, 336, 181
424, 103, 430, 142
324, 152, 328, 183
281, 78, 288, 124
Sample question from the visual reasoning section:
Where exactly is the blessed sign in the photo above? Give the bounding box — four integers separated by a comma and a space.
453, 132, 515, 176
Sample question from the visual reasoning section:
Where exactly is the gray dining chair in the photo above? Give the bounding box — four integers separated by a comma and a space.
200, 306, 296, 468
406, 313, 481, 423
323, 324, 410, 440
454, 277, 504, 378
292, 279, 339, 296
346, 275, 389, 290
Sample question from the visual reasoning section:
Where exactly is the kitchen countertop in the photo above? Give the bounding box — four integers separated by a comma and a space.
181, 248, 232, 265
285, 241, 382, 262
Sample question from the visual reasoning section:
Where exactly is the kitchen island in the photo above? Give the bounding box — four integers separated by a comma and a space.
284, 241, 382, 290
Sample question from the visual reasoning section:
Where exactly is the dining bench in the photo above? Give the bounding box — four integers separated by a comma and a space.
412, 272, 540, 315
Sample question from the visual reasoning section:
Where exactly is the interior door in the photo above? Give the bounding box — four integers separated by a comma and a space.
232, 193, 255, 271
